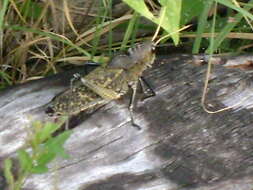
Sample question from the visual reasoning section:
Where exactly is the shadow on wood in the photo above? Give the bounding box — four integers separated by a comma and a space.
1, 55, 253, 190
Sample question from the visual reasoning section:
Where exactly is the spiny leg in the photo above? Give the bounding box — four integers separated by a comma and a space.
139, 77, 156, 99
129, 81, 141, 130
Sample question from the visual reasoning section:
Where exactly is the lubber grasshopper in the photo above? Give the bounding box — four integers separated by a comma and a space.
45, 41, 156, 129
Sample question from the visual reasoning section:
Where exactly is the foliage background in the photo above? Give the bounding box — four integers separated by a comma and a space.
1, 0, 253, 89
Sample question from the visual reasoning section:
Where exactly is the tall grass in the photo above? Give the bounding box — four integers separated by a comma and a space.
1, 0, 253, 88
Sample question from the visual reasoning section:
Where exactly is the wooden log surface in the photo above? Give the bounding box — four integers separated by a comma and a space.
1, 55, 253, 190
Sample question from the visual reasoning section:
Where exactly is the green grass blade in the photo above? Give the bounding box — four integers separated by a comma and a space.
120, 11, 139, 51
91, 0, 106, 58
108, 0, 113, 57
131, 13, 140, 46
0, 0, 9, 59
3, 159, 15, 190
192, 0, 214, 54
0, 70, 12, 85
0, 0, 9, 29
207, 0, 253, 52
20, 0, 31, 20
208, 2, 217, 55
216, 0, 253, 20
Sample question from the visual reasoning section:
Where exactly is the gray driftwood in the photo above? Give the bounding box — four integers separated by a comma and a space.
1, 55, 253, 190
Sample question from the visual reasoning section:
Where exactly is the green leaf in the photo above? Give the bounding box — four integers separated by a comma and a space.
3, 159, 15, 189
17, 149, 33, 172
37, 151, 56, 166
159, 0, 182, 45
44, 131, 72, 158
37, 122, 61, 143
123, 0, 182, 45
30, 165, 48, 174
192, 0, 213, 53
181, 0, 205, 25
122, 0, 154, 21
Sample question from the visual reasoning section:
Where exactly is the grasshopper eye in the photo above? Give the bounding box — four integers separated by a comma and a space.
45, 106, 55, 116
151, 45, 156, 53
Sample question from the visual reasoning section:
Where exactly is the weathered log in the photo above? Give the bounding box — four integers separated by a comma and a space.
1, 55, 253, 190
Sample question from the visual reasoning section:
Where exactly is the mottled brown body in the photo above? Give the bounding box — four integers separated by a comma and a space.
46, 41, 155, 117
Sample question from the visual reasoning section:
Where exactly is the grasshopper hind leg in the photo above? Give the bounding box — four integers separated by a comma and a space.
129, 81, 142, 130
129, 78, 156, 130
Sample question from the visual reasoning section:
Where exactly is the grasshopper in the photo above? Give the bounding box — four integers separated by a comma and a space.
46, 41, 156, 129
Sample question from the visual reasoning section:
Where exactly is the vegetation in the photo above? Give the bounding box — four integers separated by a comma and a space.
0, 0, 253, 89
4, 119, 71, 190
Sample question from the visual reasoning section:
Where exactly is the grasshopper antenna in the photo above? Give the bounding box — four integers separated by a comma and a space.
152, 7, 166, 42
154, 24, 192, 46
128, 7, 167, 130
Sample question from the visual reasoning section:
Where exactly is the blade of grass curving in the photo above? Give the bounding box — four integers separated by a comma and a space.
192, 0, 214, 54
0, 0, 9, 60
0, 70, 12, 85
76, 15, 132, 43
183, 32, 253, 40
152, 6, 166, 42
9, 0, 27, 24
6, 25, 92, 59
120, 11, 139, 51
33, 1, 49, 28
91, 0, 107, 58
216, 0, 253, 20
63, 14, 133, 59
202, 2, 226, 113
108, 0, 113, 57
3, 159, 14, 190
63, 0, 79, 37
130, 12, 140, 46
233, 0, 253, 32
20, 0, 31, 21
206, 0, 253, 52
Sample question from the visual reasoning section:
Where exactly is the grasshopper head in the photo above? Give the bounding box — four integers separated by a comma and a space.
108, 41, 156, 70
128, 41, 156, 68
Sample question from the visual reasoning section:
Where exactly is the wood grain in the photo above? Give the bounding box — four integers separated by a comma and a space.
1, 55, 253, 190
